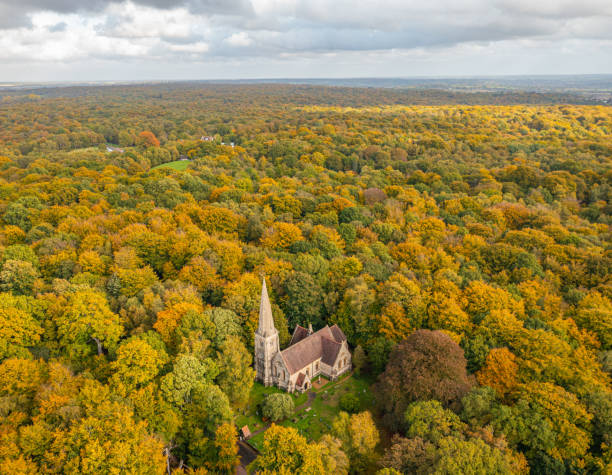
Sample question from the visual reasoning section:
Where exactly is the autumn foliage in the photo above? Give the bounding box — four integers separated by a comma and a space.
0, 84, 610, 473
377, 330, 473, 429
138, 130, 160, 147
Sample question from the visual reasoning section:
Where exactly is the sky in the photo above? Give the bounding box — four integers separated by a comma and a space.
0, 0, 611, 82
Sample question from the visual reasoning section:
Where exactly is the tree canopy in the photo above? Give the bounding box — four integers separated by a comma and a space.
0, 83, 611, 472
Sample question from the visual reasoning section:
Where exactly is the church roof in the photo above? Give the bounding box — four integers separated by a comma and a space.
280, 325, 345, 374
329, 324, 347, 342
256, 278, 277, 337
321, 337, 342, 366
289, 325, 309, 346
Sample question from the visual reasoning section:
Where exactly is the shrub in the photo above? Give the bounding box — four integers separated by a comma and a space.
339, 393, 360, 413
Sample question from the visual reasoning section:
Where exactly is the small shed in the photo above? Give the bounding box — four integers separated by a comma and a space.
240, 425, 251, 440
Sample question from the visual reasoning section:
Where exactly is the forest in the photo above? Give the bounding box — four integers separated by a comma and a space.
0, 83, 610, 474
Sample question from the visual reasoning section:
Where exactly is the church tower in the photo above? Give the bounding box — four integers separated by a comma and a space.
255, 278, 279, 386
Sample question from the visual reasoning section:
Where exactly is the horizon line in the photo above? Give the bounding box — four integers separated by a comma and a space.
3, 73, 612, 87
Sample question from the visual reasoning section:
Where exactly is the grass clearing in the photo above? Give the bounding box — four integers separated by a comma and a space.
239, 374, 374, 446
152, 160, 190, 171
235, 382, 308, 436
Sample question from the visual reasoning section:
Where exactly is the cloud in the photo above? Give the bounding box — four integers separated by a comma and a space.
0, 0, 611, 79
98, 3, 202, 39
166, 41, 209, 53
48, 22, 68, 32
0, 0, 252, 31
224, 31, 252, 47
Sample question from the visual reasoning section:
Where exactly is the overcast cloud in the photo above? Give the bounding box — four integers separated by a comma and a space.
0, 0, 611, 81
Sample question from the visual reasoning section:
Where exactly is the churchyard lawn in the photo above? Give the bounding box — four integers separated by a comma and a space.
237, 373, 374, 451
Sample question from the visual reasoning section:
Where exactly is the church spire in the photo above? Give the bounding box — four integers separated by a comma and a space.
257, 277, 277, 336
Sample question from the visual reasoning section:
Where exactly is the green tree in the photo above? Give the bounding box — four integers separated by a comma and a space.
0, 260, 39, 295
404, 400, 464, 443
249, 424, 325, 474
209, 422, 240, 474
282, 271, 323, 328
498, 382, 592, 464
332, 411, 380, 473
0, 298, 43, 360
1, 245, 38, 266
261, 393, 295, 422
161, 353, 218, 407
367, 337, 394, 374
216, 335, 254, 407
585, 391, 612, 450
432, 436, 527, 475
574, 292, 612, 350
352, 345, 366, 375
319, 435, 349, 475
207, 307, 243, 347
110, 338, 165, 395
339, 393, 361, 413
44, 399, 166, 474
55, 289, 123, 358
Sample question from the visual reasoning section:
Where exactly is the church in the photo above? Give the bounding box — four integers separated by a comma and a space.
255, 278, 352, 393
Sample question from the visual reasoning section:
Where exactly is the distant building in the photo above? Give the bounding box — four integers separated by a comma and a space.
254, 279, 351, 392
200, 135, 214, 142
106, 146, 125, 153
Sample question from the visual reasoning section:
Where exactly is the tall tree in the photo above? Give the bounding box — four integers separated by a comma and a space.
54, 289, 123, 358
250, 424, 325, 474
332, 411, 380, 473
377, 330, 473, 430
215, 335, 254, 407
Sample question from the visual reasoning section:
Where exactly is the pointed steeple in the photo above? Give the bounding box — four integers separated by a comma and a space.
257, 278, 277, 336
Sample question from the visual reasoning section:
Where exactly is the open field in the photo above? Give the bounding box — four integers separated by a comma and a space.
151, 160, 190, 171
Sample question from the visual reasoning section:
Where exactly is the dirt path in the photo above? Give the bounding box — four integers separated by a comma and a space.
237, 440, 258, 474
247, 422, 271, 438
295, 390, 317, 412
